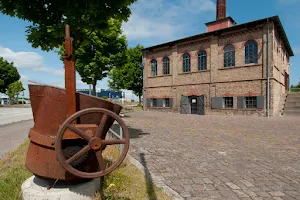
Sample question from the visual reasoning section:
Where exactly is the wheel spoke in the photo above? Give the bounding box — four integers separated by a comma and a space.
67, 124, 91, 141
102, 139, 126, 145
96, 150, 106, 172
96, 114, 109, 138
66, 145, 90, 165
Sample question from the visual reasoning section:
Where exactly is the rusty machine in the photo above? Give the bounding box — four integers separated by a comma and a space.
25, 25, 129, 183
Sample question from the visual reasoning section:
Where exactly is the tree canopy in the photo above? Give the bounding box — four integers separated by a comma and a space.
0, 57, 20, 93
57, 19, 127, 95
108, 44, 144, 103
6, 80, 24, 104
0, 0, 136, 51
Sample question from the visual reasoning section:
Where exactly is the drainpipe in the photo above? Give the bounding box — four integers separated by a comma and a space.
266, 19, 270, 117
141, 54, 145, 109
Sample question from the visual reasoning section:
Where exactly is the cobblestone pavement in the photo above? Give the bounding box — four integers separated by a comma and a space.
124, 111, 300, 200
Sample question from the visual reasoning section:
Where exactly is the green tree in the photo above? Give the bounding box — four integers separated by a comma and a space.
6, 81, 24, 104
108, 45, 144, 104
0, 0, 136, 51
57, 19, 127, 95
0, 57, 20, 93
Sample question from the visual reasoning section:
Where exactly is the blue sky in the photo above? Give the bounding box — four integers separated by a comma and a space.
0, 0, 299, 98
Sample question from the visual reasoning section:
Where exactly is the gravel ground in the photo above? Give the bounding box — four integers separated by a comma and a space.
124, 111, 300, 200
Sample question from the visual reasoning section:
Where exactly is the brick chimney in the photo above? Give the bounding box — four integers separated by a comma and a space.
205, 0, 236, 32
217, 0, 226, 20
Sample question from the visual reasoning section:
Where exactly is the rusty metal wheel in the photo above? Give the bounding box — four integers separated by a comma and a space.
55, 108, 129, 179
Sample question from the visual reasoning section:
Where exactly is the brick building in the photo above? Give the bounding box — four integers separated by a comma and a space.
142, 0, 294, 117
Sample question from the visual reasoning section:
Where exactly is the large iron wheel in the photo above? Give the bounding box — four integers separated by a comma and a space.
55, 108, 129, 179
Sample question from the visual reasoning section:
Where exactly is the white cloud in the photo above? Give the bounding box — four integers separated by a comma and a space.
122, 0, 215, 46
0, 46, 64, 76
294, 47, 300, 54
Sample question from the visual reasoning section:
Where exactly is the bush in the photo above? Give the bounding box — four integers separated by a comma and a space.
290, 88, 300, 92
102, 96, 108, 99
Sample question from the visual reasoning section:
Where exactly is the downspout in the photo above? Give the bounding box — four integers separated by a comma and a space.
267, 19, 270, 117
142, 54, 145, 110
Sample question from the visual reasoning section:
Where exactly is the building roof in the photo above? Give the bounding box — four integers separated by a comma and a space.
142, 16, 294, 57
205, 16, 237, 26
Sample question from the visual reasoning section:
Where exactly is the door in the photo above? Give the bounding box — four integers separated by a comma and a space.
190, 96, 198, 114
197, 95, 205, 115
181, 96, 191, 114
284, 72, 289, 91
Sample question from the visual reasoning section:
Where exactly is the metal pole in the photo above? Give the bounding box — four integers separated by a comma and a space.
119, 125, 123, 153
89, 84, 92, 96
64, 24, 76, 117
267, 19, 270, 118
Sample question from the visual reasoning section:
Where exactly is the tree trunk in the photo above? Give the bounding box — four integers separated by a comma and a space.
138, 95, 142, 105
92, 83, 97, 96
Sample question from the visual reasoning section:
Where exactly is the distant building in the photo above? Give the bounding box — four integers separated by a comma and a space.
142, 0, 293, 117
77, 89, 123, 100
0, 95, 9, 105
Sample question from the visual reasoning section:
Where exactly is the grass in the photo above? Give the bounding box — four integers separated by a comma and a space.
0, 140, 32, 200
0, 140, 171, 200
95, 159, 171, 200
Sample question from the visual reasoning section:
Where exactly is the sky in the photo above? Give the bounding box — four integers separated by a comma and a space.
0, 0, 299, 99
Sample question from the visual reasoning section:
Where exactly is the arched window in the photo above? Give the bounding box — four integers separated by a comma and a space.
198, 50, 207, 71
163, 57, 170, 75
224, 45, 235, 68
245, 40, 258, 64
150, 59, 157, 76
183, 53, 191, 72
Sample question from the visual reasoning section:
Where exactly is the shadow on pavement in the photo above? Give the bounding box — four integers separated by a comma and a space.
140, 152, 157, 200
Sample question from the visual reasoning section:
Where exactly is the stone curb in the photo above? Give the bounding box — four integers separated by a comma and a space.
126, 154, 184, 200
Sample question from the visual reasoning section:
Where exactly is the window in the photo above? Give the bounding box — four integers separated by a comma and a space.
198, 50, 207, 71
245, 97, 257, 108
164, 98, 170, 107
245, 40, 258, 64
211, 97, 234, 109
224, 45, 235, 68
152, 98, 157, 107
150, 60, 157, 76
163, 57, 170, 75
183, 53, 191, 72
224, 97, 233, 108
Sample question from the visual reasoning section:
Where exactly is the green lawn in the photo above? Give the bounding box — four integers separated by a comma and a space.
0, 140, 170, 200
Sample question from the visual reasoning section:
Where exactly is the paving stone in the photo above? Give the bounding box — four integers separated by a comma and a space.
183, 185, 194, 192
243, 189, 257, 197
180, 191, 192, 198
192, 178, 205, 184
124, 112, 300, 200
192, 184, 205, 192
219, 190, 240, 200
269, 191, 286, 197
226, 182, 241, 190
203, 184, 215, 190
240, 179, 255, 187
233, 190, 249, 198
285, 191, 300, 198
203, 178, 213, 184
257, 191, 272, 197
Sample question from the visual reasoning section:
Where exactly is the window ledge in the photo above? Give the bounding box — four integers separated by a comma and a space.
148, 74, 172, 78
219, 64, 261, 70
178, 70, 210, 75
212, 108, 263, 111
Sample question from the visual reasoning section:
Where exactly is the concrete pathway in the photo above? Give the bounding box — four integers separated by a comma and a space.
0, 120, 33, 159
0, 107, 33, 125
124, 111, 300, 200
